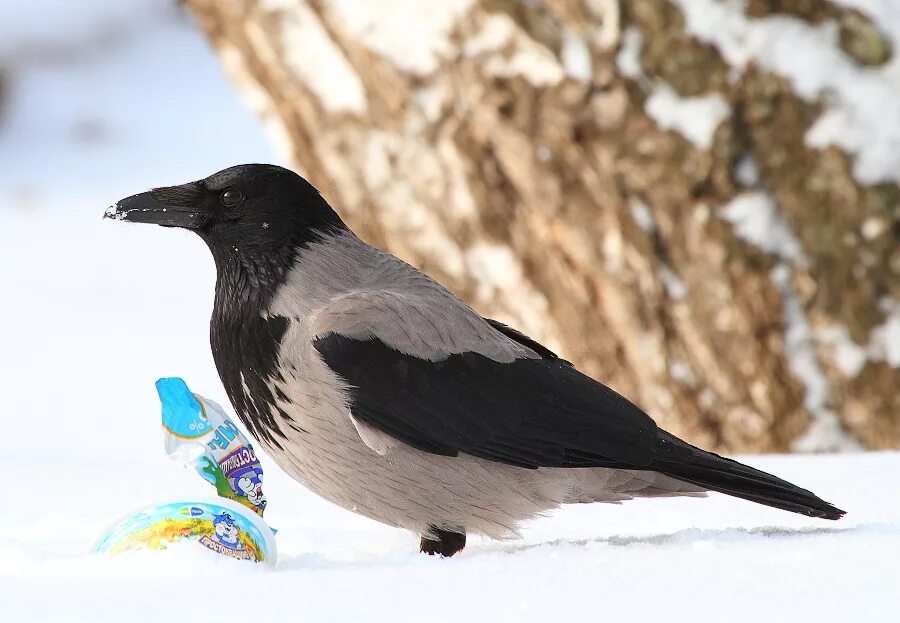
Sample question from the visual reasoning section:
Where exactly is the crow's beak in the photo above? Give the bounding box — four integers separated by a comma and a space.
104, 191, 204, 229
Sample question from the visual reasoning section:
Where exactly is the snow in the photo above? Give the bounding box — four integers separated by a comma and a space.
719, 191, 804, 264
5, 213, 888, 621
717, 191, 899, 378
616, 25, 731, 149
466, 13, 565, 86
326, 0, 474, 75
696, 3, 900, 388
674, 0, 900, 185
771, 265, 861, 452
2, 4, 898, 622
817, 301, 900, 376
734, 153, 760, 187
4, 366, 899, 623
659, 264, 688, 300
616, 26, 645, 79
669, 360, 696, 386
561, 29, 593, 82
869, 298, 900, 368
645, 86, 731, 149
629, 199, 656, 232
278, 2, 368, 114
817, 324, 870, 377
715, 190, 858, 449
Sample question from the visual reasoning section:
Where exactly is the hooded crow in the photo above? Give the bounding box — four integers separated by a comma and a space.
107, 164, 844, 556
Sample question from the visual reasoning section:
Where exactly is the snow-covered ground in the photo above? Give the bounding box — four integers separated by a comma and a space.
1, 2, 898, 622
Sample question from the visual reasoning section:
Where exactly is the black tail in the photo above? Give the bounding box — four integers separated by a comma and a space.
651, 431, 845, 520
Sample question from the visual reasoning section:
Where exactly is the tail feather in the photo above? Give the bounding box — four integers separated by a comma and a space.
651, 431, 845, 520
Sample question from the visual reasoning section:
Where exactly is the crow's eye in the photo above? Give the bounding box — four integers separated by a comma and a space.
220, 189, 244, 207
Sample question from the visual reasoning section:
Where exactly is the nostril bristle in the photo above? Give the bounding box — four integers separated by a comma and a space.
151, 181, 203, 206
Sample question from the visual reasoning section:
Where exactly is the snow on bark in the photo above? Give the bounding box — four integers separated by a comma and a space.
644, 86, 730, 149
326, 0, 475, 75
278, 2, 367, 114
675, 0, 900, 185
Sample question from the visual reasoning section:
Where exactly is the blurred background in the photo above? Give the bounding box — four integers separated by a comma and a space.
1, 2, 898, 620
0, 0, 897, 468
0, 0, 900, 458
0, 0, 277, 463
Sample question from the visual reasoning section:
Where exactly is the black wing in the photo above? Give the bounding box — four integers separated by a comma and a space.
313, 331, 846, 519
313, 332, 659, 469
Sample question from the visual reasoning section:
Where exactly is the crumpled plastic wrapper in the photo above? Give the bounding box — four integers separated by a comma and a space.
157, 377, 267, 516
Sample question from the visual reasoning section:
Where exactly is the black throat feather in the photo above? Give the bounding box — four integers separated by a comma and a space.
206, 226, 341, 448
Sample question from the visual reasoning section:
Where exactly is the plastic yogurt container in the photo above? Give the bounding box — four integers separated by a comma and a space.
94, 496, 277, 565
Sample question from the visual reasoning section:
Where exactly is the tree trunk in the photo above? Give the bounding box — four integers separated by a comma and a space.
184, 0, 899, 452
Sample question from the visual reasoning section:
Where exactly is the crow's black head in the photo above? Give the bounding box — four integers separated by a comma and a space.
107, 164, 346, 257
108, 166, 346, 448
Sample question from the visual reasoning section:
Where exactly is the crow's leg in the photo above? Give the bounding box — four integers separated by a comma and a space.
420, 526, 466, 557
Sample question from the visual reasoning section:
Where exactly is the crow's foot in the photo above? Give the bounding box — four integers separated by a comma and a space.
420, 527, 466, 557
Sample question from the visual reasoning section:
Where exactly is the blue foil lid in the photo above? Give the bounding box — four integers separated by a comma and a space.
156, 377, 212, 439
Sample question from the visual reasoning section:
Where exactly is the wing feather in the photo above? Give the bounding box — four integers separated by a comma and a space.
313, 332, 658, 469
